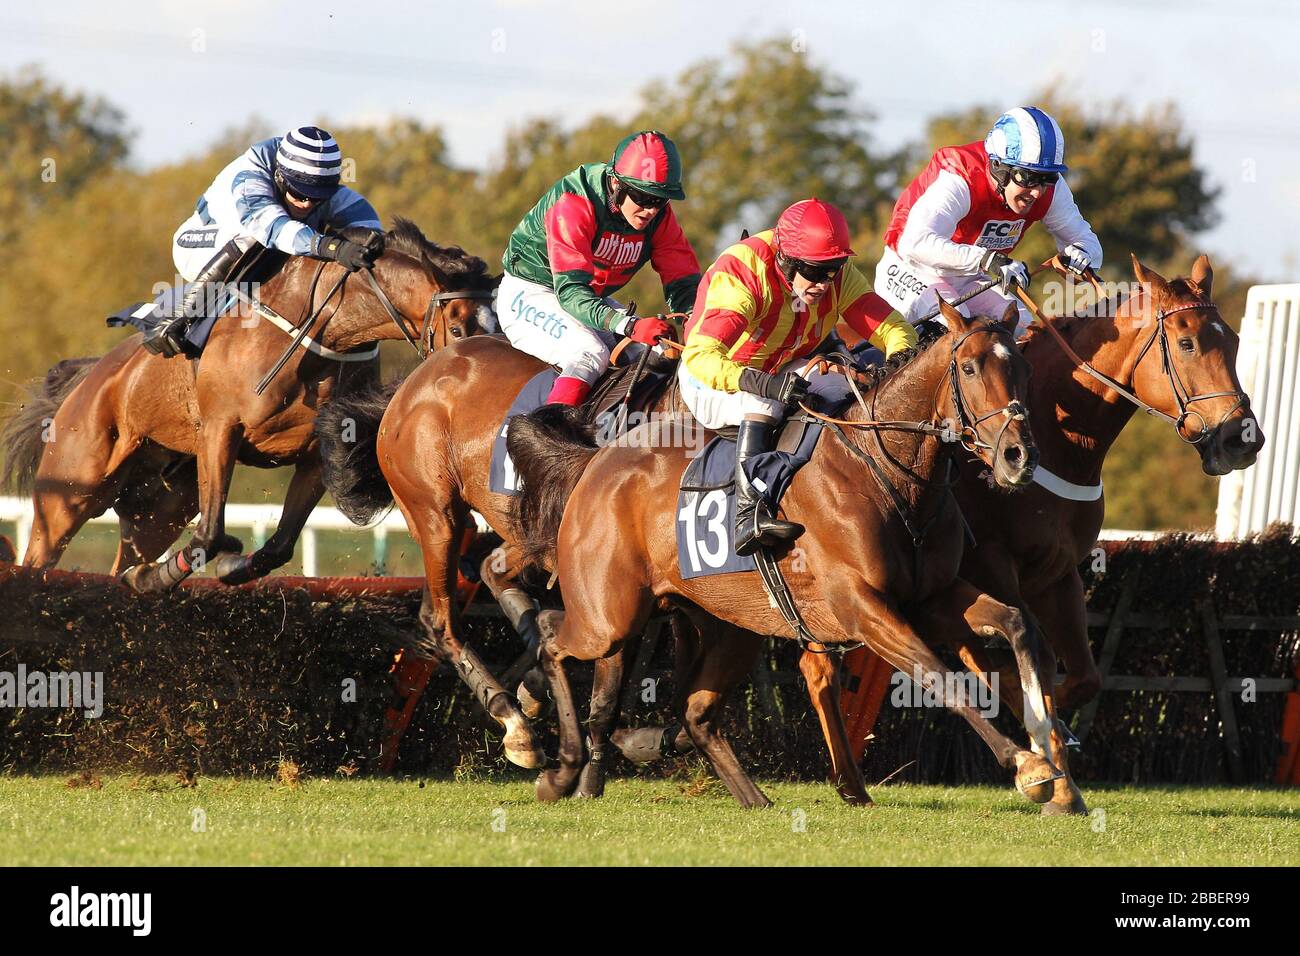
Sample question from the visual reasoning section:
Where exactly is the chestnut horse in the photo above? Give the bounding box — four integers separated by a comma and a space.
2, 219, 495, 590
315, 333, 694, 769
507, 304, 1062, 808
627, 255, 1262, 814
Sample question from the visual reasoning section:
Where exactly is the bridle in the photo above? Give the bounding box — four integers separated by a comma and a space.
1021, 281, 1247, 446
362, 268, 495, 359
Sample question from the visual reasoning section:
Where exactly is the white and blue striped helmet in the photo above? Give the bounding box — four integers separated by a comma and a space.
985, 108, 1068, 174
275, 126, 343, 199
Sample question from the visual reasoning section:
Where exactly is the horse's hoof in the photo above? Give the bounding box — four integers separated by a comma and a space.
611, 726, 666, 765
516, 666, 550, 720
214, 552, 255, 585
505, 742, 546, 770
121, 563, 161, 594
535, 769, 576, 802
503, 718, 545, 769
837, 788, 875, 807
212, 534, 244, 556
1040, 798, 1087, 817
1013, 751, 1062, 805
575, 757, 607, 799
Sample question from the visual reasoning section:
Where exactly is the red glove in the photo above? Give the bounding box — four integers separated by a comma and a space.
629, 315, 672, 345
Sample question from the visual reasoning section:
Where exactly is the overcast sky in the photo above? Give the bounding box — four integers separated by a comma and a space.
4, 0, 1298, 279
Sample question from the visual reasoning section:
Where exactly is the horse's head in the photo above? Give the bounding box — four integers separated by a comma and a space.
937, 298, 1038, 489
361, 219, 497, 353
1126, 254, 1263, 476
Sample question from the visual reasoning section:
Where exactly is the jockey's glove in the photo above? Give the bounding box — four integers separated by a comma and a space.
1060, 243, 1091, 277
981, 251, 1030, 295
628, 315, 673, 345
318, 235, 378, 272
739, 368, 810, 406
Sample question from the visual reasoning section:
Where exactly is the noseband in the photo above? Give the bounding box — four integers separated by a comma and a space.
362, 269, 495, 359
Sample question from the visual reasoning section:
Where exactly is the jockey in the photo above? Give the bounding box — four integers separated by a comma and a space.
144, 126, 385, 357
681, 198, 918, 556
876, 107, 1103, 335
499, 130, 702, 406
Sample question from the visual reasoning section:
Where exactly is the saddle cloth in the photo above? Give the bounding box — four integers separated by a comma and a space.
488, 346, 677, 496
106, 247, 285, 357
675, 370, 853, 579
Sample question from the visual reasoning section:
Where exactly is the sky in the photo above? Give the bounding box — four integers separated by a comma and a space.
4, 0, 1299, 280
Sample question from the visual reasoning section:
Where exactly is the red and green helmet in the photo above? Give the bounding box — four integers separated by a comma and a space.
610, 130, 686, 201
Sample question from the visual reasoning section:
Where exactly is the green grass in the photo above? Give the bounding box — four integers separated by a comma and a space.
0, 773, 1295, 866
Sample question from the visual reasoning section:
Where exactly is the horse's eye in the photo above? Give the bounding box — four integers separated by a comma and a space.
1178, 337, 1195, 353
962, 362, 976, 376
451, 328, 464, 338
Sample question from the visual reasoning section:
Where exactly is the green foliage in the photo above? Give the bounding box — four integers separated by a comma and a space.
0, 66, 130, 248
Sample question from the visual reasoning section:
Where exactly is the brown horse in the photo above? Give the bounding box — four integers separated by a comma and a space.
315, 332, 693, 769
2, 219, 495, 590
507, 303, 1062, 808
628, 255, 1263, 814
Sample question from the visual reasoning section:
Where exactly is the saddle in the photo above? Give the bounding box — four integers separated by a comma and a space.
107, 246, 287, 355
580, 340, 680, 426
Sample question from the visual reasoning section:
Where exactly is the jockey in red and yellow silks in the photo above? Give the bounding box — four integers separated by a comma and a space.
679, 198, 917, 556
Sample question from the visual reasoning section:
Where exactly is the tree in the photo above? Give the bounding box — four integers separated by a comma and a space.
0, 66, 131, 247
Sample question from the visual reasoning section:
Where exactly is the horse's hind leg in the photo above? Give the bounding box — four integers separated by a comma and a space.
798, 650, 872, 805
478, 544, 548, 716
123, 421, 243, 592
110, 462, 200, 575
214, 458, 325, 584
574, 653, 625, 799
403, 491, 543, 770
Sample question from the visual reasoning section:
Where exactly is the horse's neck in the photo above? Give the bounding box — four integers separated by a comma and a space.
270, 256, 424, 354
1025, 298, 1146, 483
849, 346, 951, 510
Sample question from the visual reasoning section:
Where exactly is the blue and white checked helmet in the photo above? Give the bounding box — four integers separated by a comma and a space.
275, 126, 343, 199
985, 108, 1068, 174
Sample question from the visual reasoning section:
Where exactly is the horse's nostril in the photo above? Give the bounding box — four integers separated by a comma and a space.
1003, 444, 1024, 465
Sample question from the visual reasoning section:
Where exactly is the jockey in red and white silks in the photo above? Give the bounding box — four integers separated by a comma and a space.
876, 107, 1103, 335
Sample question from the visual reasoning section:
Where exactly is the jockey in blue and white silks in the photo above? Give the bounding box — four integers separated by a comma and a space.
145, 126, 386, 357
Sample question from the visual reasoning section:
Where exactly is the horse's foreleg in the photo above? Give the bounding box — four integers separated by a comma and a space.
798, 650, 872, 805
536, 609, 587, 801
832, 579, 1056, 801
908, 579, 1063, 805
123, 422, 242, 593
214, 458, 325, 585
479, 545, 547, 714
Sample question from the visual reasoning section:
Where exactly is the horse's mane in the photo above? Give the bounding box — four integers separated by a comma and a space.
1019, 275, 1204, 352
350, 217, 497, 292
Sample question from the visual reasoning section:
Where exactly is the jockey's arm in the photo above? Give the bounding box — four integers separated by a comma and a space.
839, 263, 918, 356
230, 163, 330, 258
321, 187, 382, 234
545, 193, 623, 332
895, 170, 986, 275
649, 204, 703, 316
1041, 178, 1103, 269
680, 271, 757, 392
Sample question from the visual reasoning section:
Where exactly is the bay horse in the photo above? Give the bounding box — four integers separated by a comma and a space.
628, 255, 1262, 814
315, 332, 694, 769
507, 303, 1063, 808
2, 219, 495, 590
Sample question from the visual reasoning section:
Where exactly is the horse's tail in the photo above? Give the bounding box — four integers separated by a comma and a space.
1, 357, 99, 497
507, 405, 599, 571
315, 374, 405, 524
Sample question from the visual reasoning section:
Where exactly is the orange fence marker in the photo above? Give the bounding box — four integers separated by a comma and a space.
838, 646, 895, 763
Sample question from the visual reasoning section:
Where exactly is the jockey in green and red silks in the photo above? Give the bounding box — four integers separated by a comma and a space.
499, 130, 702, 407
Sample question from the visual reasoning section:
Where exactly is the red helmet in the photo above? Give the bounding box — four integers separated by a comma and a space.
774, 199, 855, 261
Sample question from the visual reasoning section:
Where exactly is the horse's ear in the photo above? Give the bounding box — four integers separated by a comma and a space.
1131, 254, 1171, 301
937, 295, 969, 331
1191, 254, 1213, 299
425, 258, 452, 291
998, 301, 1019, 333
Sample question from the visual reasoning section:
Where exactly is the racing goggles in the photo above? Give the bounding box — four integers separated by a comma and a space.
790, 256, 847, 284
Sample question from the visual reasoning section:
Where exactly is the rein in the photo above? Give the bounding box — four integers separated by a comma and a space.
1015, 275, 1246, 445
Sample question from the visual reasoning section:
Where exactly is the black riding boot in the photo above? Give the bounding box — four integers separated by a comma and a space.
143, 239, 244, 357
733, 418, 804, 557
